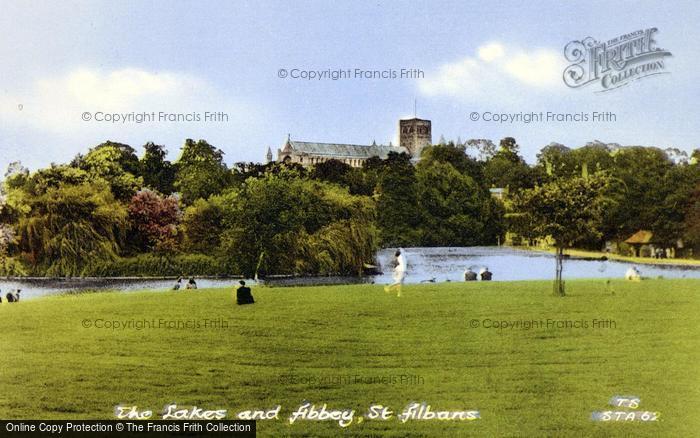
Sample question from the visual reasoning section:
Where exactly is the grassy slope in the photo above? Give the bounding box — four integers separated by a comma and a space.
0, 280, 698, 437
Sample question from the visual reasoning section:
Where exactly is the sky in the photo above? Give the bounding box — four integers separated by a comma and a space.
1, 0, 699, 173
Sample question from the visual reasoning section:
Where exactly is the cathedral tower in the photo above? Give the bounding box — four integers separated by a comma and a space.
399, 118, 431, 157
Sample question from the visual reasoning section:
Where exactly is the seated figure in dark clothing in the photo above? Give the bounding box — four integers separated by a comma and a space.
5, 289, 21, 302
464, 268, 477, 281
480, 268, 493, 281
236, 280, 255, 305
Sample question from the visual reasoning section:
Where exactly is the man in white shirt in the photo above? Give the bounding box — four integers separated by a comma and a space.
384, 249, 407, 297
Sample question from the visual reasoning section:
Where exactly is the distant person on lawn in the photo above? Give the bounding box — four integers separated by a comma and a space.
172, 276, 183, 290
384, 248, 407, 297
480, 267, 493, 281
5, 289, 21, 303
236, 281, 255, 305
186, 277, 198, 289
625, 266, 641, 281
464, 268, 477, 281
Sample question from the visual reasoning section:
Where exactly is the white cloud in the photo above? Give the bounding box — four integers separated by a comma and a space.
0, 67, 258, 170
478, 42, 505, 62
2, 68, 228, 131
419, 42, 566, 103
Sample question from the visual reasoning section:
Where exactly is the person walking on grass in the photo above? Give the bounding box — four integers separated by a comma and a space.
384, 248, 407, 297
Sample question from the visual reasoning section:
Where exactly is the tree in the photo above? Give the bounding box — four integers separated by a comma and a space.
483, 137, 535, 191
0, 223, 16, 274
415, 160, 502, 245
465, 138, 497, 161
420, 144, 483, 181
0, 189, 16, 274
17, 180, 127, 276
600, 147, 673, 243
76, 141, 143, 200
691, 149, 700, 165
127, 189, 181, 253
376, 152, 420, 246
310, 159, 352, 185
309, 159, 370, 195
684, 183, 700, 253
651, 163, 700, 249
536, 143, 573, 177
216, 171, 376, 277
510, 174, 612, 296
174, 139, 230, 204
139, 142, 175, 194
182, 198, 226, 253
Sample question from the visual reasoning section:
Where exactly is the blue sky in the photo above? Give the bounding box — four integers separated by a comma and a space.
1, 0, 699, 172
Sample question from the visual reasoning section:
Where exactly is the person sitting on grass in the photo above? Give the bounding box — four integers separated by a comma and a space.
480, 267, 493, 281
464, 268, 477, 281
186, 277, 198, 289
236, 280, 255, 305
625, 266, 641, 281
5, 289, 21, 303
172, 276, 183, 290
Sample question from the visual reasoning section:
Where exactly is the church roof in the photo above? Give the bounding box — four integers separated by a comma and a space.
286, 140, 407, 159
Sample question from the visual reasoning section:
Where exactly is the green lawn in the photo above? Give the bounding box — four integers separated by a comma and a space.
0, 280, 698, 437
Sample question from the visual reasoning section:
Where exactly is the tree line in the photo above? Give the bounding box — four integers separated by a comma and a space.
0, 137, 698, 277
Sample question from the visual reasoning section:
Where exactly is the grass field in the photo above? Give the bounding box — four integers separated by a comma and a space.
0, 280, 698, 437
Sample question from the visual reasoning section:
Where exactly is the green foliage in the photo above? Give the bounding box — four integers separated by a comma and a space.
510, 174, 612, 248
415, 160, 501, 245
483, 137, 535, 190
310, 159, 352, 184
601, 147, 674, 242
17, 165, 90, 197
420, 144, 483, 181
76, 141, 143, 200
684, 183, 700, 251
0, 256, 27, 276
4, 133, 700, 278
17, 180, 128, 276
84, 253, 227, 276
139, 142, 175, 194
215, 172, 377, 277
174, 139, 230, 204
376, 152, 420, 246
510, 174, 613, 295
182, 198, 226, 254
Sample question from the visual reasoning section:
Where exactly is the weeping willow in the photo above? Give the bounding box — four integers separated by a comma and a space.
298, 219, 378, 275
18, 182, 127, 276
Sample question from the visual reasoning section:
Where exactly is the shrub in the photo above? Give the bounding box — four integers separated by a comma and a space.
84, 253, 230, 277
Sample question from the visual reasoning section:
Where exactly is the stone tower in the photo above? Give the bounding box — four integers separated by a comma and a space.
399, 118, 431, 157
266, 146, 273, 163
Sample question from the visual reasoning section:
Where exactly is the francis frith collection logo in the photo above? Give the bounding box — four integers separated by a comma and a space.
563, 28, 672, 92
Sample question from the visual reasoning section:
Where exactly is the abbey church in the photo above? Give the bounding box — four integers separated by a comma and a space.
267, 118, 432, 167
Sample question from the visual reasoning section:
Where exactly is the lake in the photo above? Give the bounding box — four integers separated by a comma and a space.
2, 247, 700, 300
375, 246, 700, 283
